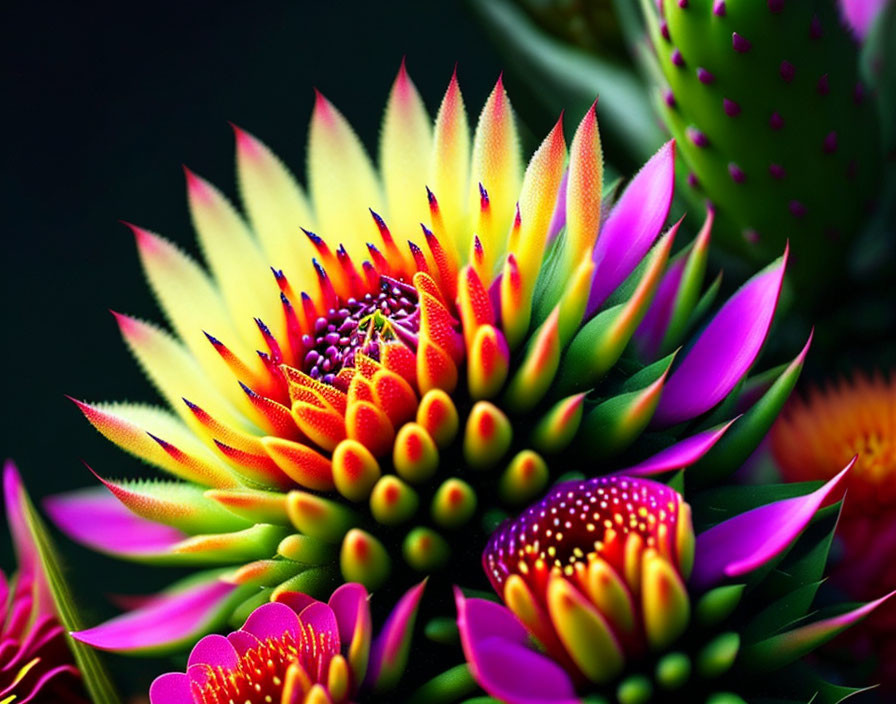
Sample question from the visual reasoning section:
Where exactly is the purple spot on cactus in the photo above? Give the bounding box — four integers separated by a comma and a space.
723, 98, 741, 116
687, 172, 699, 188
697, 67, 715, 84
743, 229, 760, 244
732, 32, 752, 52
660, 20, 671, 41
769, 163, 786, 179
823, 131, 838, 154
769, 112, 785, 130
664, 90, 677, 108
671, 48, 685, 67
817, 74, 830, 95
809, 14, 823, 39
728, 163, 746, 183
847, 159, 858, 181
779, 61, 795, 83
713, 0, 726, 16
768, 0, 784, 13
686, 126, 709, 148
854, 82, 866, 104
789, 200, 807, 218
679, 0, 688, 7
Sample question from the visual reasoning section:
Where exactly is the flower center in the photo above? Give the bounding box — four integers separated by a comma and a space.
300, 276, 420, 388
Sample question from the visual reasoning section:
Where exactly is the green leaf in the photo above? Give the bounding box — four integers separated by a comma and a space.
407, 665, 478, 704
742, 580, 824, 644
21, 490, 122, 704
761, 504, 841, 596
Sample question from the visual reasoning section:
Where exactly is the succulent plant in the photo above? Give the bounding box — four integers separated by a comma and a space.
639, 0, 885, 291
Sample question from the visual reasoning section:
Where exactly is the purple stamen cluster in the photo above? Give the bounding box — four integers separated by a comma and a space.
300, 276, 420, 387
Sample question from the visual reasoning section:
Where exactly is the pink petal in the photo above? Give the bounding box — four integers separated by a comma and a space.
692, 458, 854, 590
653, 248, 787, 427
187, 633, 239, 670
327, 583, 370, 646
226, 630, 263, 657
45, 487, 187, 558
366, 580, 426, 688
619, 419, 736, 476
839, 0, 889, 40
242, 601, 301, 642
586, 141, 676, 315
149, 672, 191, 704
72, 576, 238, 653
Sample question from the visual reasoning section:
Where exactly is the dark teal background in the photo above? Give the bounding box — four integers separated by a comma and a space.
1, 1, 505, 695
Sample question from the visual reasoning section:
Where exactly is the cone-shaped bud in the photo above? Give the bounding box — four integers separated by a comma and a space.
532, 393, 587, 454
417, 389, 459, 448
286, 491, 356, 543
403, 527, 451, 572
261, 436, 335, 491
205, 487, 289, 525
616, 675, 653, 704
484, 476, 695, 677
499, 450, 549, 505
655, 652, 691, 690
332, 439, 381, 502
340, 528, 390, 590
431, 478, 477, 529
642, 549, 690, 650
463, 401, 512, 469
369, 476, 419, 525
503, 308, 561, 413
697, 632, 740, 679
696, 585, 744, 627
468, 324, 510, 400
277, 534, 336, 565
393, 423, 439, 483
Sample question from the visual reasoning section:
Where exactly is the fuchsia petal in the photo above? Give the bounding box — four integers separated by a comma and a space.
634, 256, 686, 359
619, 420, 736, 476
72, 577, 238, 653
275, 591, 319, 615
226, 630, 262, 657
692, 458, 854, 590
456, 592, 578, 704
328, 582, 370, 645
242, 601, 301, 642
654, 248, 787, 427
45, 488, 187, 558
14, 664, 81, 704
586, 141, 675, 315
366, 580, 426, 688
187, 633, 239, 669
298, 601, 340, 650
839, 0, 889, 40
149, 672, 191, 704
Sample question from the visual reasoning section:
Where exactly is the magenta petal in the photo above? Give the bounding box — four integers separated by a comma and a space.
242, 601, 301, 642
3, 462, 36, 571
45, 487, 187, 558
275, 591, 319, 615
187, 633, 239, 669
298, 602, 340, 649
546, 168, 569, 247
226, 630, 262, 657
366, 580, 426, 688
328, 582, 370, 645
586, 140, 676, 315
149, 672, 191, 704
653, 248, 787, 427
692, 459, 854, 590
633, 256, 686, 359
455, 590, 530, 652
72, 577, 238, 653
619, 419, 736, 476
839, 0, 888, 40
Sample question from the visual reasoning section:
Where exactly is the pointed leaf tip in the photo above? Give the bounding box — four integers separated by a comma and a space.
693, 458, 854, 590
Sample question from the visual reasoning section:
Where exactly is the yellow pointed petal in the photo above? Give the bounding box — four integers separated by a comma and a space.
564, 103, 602, 275
185, 168, 285, 345
514, 117, 567, 298
233, 125, 318, 290
430, 71, 471, 259
130, 224, 265, 416
469, 76, 522, 275
380, 61, 433, 246
308, 91, 384, 262
113, 312, 251, 435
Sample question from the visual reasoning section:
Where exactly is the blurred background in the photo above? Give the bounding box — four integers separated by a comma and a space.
1, 1, 508, 693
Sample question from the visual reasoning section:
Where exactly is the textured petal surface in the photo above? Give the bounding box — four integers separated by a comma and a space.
619, 420, 735, 476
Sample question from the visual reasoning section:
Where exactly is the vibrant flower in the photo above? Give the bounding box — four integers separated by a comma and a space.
49, 63, 806, 654
772, 371, 896, 689
639, 0, 885, 290
458, 472, 895, 703
1, 462, 87, 704
148, 580, 424, 704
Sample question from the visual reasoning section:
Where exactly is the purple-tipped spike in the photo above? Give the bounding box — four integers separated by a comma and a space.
817, 74, 830, 95
769, 164, 787, 180
671, 48, 685, 67
823, 131, 838, 153
809, 14, 823, 39
769, 112, 785, 130
728, 163, 746, 183
697, 67, 715, 84
732, 32, 752, 52
686, 126, 709, 148
723, 98, 741, 116
779, 61, 795, 83
713, 1, 726, 16
789, 200, 807, 218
